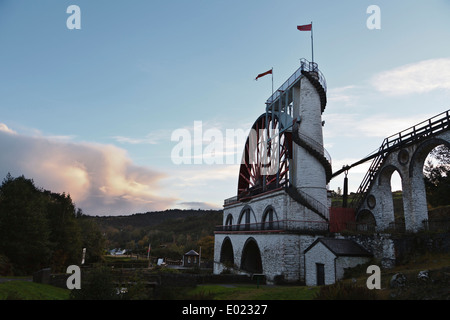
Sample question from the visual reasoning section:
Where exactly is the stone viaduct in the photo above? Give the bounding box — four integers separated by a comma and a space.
213, 58, 450, 284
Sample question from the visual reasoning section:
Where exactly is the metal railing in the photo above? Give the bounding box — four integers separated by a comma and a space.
224, 196, 238, 206
285, 186, 330, 221
265, 59, 327, 106
215, 219, 329, 233
422, 219, 450, 232
352, 109, 450, 211
296, 132, 332, 166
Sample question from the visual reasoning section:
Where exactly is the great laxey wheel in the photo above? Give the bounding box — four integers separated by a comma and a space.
238, 112, 293, 200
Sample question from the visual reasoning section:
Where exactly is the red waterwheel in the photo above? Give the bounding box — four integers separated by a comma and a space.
238, 113, 292, 200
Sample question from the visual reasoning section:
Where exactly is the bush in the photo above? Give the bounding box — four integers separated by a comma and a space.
69, 266, 118, 300
314, 281, 378, 300
0, 254, 14, 276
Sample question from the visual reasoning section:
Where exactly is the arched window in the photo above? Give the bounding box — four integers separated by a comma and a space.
356, 209, 376, 232
220, 237, 234, 267
238, 207, 252, 231
240, 238, 263, 273
225, 214, 233, 231
262, 207, 278, 230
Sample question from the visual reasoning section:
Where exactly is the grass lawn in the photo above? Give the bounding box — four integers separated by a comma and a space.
0, 280, 71, 300
184, 284, 320, 300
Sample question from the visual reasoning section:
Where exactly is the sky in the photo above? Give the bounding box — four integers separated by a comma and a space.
1, 0, 449, 216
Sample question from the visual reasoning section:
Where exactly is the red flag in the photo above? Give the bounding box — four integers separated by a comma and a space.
297, 24, 312, 31
255, 69, 272, 80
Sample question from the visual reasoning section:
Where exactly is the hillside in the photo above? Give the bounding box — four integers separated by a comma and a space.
92, 209, 223, 230
88, 209, 223, 260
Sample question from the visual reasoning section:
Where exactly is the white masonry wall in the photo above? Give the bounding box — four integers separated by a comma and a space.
291, 77, 328, 207
304, 241, 336, 286
222, 189, 326, 229
214, 232, 317, 283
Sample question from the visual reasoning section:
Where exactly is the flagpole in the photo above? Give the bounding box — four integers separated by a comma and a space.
271, 68, 274, 97
311, 21, 314, 63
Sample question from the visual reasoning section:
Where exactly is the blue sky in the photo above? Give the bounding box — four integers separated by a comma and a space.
1, 1, 449, 216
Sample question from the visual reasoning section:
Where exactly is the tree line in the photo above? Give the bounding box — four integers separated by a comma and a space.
0, 173, 105, 275
424, 145, 450, 207
94, 210, 222, 263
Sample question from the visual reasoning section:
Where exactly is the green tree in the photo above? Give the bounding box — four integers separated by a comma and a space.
46, 192, 82, 272
0, 174, 51, 274
69, 266, 118, 300
424, 145, 450, 207
76, 211, 106, 264
197, 235, 214, 261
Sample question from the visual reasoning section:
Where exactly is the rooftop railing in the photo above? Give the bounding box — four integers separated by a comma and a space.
265, 59, 327, 106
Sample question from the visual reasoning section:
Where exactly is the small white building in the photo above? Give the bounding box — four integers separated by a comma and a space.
304, 238, 372, 286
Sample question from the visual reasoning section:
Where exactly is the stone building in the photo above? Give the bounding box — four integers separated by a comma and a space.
214, 60, 332, 283
304, 238, 372, 286
213, 57, 450, 285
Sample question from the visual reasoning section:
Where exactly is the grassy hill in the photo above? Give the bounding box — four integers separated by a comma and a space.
0, 279, 70, 300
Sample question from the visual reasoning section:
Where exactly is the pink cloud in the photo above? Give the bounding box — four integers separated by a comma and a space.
0, 124, 177, 216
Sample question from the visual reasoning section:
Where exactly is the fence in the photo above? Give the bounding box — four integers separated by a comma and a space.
215, 219, 329, 233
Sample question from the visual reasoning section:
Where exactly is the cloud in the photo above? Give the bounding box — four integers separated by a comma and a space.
371, 58, 450, 96
0, 123, 17, 135
354, 113, 437, 138
112, 130, 170, 145
323, 112, 435, 139
327, 85, 359, 106
0, 124, 177, 216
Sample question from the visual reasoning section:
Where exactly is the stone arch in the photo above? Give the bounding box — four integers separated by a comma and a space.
240, 237, 263, 274
355, 209, 376, 232
378, 164, 403, 186
406, 137, 450, 230
378, 164, 405, 231
225, 214, 233, 231
261, 205, 280, 230
220, 237, 235, 267
409, 138, 450, 178
237, 205, 256, 231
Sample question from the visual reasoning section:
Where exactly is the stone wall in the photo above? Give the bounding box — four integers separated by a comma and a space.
358, 130, 450, 232
342, 234, 396, 269
304, 241, 336, 286
214, 232, 318, 283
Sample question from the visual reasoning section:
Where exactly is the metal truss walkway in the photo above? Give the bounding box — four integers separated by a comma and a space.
332, 109, 450, 211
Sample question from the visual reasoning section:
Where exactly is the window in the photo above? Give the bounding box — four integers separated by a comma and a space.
262, 208, 274, 230
238, 208, 251, 231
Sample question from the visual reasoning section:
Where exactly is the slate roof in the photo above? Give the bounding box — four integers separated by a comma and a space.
184, 250, 199, 256
304, 238, 372, 257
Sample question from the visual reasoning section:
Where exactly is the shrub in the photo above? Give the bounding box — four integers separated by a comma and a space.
314, 281, 378, 300
69, 266, 118, 300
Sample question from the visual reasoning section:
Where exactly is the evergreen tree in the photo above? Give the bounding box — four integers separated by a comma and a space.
46, 191, 82, 272
0, 175, 51, 274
